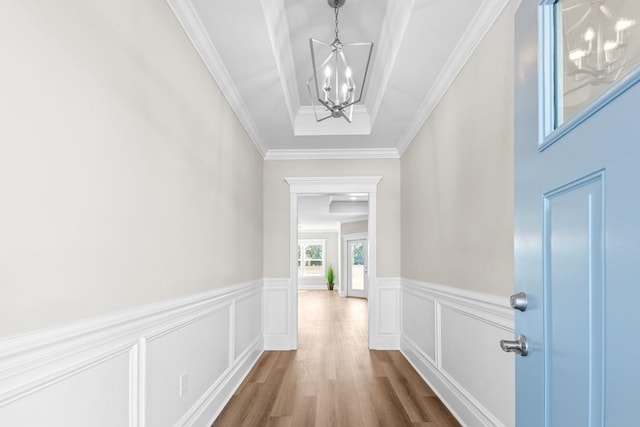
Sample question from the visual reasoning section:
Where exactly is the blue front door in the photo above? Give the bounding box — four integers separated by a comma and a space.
514, 1, 640, 425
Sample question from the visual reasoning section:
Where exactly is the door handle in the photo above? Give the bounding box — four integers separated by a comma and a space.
500, 335, 529, 356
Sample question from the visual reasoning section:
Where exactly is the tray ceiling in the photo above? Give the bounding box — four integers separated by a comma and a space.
166, 0, 511, 159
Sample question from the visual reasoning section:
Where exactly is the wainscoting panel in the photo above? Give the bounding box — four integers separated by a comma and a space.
401, 287, 437, 364
372, 277, 401, 349
440, 305, 514, 426
263, 278, 295, 350
0, 349, 131, 426
400, 279, 515, 427
0, 280, 263, 427
145, 307, 231, 427
234, 290, 262, 361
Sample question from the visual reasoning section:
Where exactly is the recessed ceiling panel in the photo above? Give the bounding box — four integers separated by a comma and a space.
170, 0, 510, 156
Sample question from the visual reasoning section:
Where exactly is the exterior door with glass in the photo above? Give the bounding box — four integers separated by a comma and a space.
513, 1, 640, 425
347, 239, 367, 298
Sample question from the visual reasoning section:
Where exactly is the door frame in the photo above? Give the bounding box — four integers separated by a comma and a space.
285, 176, 381, 349
342, 232, 368, 298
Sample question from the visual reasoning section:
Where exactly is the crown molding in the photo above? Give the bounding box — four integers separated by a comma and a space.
166, 0, 267, 157
265, 148, 400, 160
396, 0, 513, 157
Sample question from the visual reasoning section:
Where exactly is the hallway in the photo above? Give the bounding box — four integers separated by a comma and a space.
213, 291, 460, 426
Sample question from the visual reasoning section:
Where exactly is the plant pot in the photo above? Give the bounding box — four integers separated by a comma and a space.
327, 283, 334, 291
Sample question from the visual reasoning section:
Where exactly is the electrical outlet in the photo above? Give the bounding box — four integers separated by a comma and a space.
179, 373, 188, 397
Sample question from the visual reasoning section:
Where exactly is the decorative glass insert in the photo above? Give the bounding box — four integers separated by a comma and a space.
556, 0, 640, 125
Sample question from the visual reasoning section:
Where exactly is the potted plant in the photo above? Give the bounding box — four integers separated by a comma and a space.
326, 264, 335, 291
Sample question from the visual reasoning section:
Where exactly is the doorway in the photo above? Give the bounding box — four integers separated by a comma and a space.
344, 234, 368, 298
285, 176, 381, 350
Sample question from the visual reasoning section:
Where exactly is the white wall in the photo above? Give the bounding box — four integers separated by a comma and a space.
298, 231, 338, 290
400, 0, 515, 296
399, 1, 518, 425
0, 0, 263, 337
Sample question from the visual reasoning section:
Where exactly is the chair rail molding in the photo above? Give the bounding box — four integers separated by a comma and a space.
0, 280, 263, 427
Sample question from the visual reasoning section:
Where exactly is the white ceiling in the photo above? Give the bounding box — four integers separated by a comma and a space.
298, 194, 369, 231
167, 0, 511, 159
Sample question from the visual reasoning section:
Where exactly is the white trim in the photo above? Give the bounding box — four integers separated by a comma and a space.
400, 278, 514, 426
179, 336, 262, 426
263, 278, 295, 350
129, 343, 140, 427
285, 177, 384, 349
285, 176, 382, 194
402, 279, 513, 327
265, 148, 400, 160
165, 0, 267, 157
137, 337, 146, 427
0, 280, 263, 426
373, 277, 401, 349
397, 0, 513, 156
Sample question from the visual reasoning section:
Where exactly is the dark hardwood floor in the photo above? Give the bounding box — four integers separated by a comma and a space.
213, 290, 460, 426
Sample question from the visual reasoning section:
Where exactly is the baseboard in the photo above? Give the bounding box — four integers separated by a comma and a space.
400, 279, 514, 427
0, 280, 264, 427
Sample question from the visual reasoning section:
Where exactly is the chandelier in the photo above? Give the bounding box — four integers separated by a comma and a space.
564, 0, 636, 92
307, 0, 374, 123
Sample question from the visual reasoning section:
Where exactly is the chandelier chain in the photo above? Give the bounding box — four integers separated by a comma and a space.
334, 3, 340, 41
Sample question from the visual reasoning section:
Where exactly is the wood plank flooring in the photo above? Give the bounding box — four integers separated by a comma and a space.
213, 291, 460, 426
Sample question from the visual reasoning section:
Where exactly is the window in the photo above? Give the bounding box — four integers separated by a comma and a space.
555, 0, 639, 126
539, 0, 640, 145
297, 240, 326, 277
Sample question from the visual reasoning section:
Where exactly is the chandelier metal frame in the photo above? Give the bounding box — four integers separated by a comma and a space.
307, 0, 374, 123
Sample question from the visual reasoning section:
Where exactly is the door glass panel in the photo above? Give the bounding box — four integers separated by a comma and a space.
556, 0, 640, 125
350, 242, 364, 291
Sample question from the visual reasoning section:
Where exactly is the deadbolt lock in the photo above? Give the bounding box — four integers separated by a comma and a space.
510, 292, 528, 312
